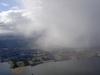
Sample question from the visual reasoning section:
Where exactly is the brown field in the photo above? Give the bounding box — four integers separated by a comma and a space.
10, 67, 26, 73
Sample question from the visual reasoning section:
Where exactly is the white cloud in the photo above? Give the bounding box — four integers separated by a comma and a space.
19, 0, 100, 49
0, 0, 100, 49
0, 3, 9, 6
11, 6, 19, 10
0, 9, 27, 33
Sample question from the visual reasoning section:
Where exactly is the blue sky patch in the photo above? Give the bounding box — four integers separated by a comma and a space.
0, 0, 19, 12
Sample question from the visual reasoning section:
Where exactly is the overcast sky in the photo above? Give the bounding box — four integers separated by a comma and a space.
0, 0, 100, 49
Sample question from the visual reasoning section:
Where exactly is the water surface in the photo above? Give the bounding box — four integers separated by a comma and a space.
0, 57, 100, 75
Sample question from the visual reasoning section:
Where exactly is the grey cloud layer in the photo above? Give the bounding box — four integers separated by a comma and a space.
0, 0, 100, 49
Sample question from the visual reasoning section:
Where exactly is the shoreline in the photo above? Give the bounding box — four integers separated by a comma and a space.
10, 66, 26, 73
9, 56, 100, 73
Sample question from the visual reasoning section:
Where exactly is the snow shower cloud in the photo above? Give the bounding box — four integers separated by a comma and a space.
0, 0, 100, 50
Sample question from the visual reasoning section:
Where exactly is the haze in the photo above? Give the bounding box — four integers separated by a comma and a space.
0, 0, 100, 50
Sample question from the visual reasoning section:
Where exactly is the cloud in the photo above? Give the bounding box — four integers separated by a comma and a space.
1, 0, 100, 50
0, 3, 9, 6
0, 9, 27, 34
11, 6, 19, 10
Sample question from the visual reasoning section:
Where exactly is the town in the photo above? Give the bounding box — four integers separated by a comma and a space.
0, 48, 54, 68
1, 47, 100, 69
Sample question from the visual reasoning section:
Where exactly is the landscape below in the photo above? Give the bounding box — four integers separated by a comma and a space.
0, 35, 100, 69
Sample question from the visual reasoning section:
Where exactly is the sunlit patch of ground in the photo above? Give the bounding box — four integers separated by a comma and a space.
10, 67, 26, 73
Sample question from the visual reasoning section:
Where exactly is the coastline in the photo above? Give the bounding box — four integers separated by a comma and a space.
10, 66, 26, 73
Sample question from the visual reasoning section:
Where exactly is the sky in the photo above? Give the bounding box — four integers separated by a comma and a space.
0, 0, 20, 12
0, 0, 100, 50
